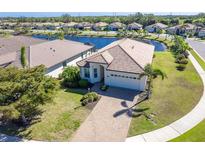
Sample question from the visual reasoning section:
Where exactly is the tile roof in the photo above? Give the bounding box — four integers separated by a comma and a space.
0, 52, 16, 65
0, 36, 47, 67
77, 38, 154, 74
127, 22, 143, 28
146, 23, 168, 29
0, 35, 47, 55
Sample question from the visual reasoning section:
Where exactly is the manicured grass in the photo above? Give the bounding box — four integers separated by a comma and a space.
128, 52, 203, 137
171, 119, 205, 142
189, 49, 205, 71
0, 89, 91, 141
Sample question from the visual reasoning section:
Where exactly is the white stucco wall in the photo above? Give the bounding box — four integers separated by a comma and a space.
198, 31, 205, 37
46, 49, 94, 78
80, 63, 106, 83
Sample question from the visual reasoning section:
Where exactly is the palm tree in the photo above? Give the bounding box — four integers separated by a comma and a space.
47, 32, 53, 40
157, 29, 163, 38
57, 31, 64, 40
139, 64, 167, 99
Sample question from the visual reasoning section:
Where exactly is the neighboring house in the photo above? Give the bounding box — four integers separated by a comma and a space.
167, 24, 197, 35
166, 25, 179, 34
29, 40, 95, 77
1, 22, 17, 30
0, 36, 47, 68
0, 52, 16, 68
198, 29, 205, 38
32, 22, 62, 30
77, 38, 154, 91
92, 22, 108, 31
0, 36, 95, 78
108, 22, 126, 31
18, 22, 34, 29
145, 23, 168, 33
127, 22, 143, 31
74, 22, 93, 30
62, 22, 78, 28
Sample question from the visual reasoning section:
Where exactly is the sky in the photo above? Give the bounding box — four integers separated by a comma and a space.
0, 12, 200, 17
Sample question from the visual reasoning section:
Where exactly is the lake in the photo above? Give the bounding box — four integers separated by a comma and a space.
32, 34, 167, 51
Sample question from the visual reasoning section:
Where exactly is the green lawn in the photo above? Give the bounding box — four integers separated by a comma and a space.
171, 119, 205, 142
0, 89, 91, 141
128, 52, 203, 137
189, 49, 205, 71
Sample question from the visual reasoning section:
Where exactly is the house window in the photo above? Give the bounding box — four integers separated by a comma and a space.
84, 68, 90, 78
94, 68, 98, 78
81, 53, 84, 58
62, 61, 67, 67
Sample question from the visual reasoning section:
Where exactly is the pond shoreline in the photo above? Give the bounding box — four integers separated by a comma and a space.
32, 34, 167, 51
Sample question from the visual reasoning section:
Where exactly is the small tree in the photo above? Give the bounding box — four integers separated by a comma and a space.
0, 65, 59, 125
157, 29, 163, 38
20, 46, 27, 68
60, 66, 80, 88
57, 32, 64, 40
47, 32, 53, 40
139, 64, 167, 99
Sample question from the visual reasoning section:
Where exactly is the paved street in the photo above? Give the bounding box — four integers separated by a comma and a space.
0, 134, 23, 142
186, 39, 205, 60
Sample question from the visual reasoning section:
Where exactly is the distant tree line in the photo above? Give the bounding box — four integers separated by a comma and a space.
1, 12, 205, 27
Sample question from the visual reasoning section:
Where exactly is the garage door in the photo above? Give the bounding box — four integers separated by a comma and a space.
105, 73, 140, 90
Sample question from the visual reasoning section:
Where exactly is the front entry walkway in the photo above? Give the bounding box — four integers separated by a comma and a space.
72, 85, 139, 142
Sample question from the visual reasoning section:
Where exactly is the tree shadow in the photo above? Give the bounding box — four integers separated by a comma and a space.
65, 88, 87, 95
0, 107, 44, 140
113, 107, 149, 118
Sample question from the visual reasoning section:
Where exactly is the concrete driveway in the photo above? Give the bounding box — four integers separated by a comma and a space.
186, 39, 205, 60
71, 85, 139, 142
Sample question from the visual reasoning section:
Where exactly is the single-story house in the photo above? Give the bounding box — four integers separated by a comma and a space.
0, 36, 95, 78
29, 39, 95, 77
167, 24, 197, 35
145, 23, 168, 33
198, 29, 205, 38
0, 52, 16, 68
77, 38, 154, 91
1, 22, 17, 30
74, 22, 93, 30
0, 36, 47, 68
62, 22, 78, 28
92, 22, 108, 31
108, 22, 126, 31
127, 22, 143, 31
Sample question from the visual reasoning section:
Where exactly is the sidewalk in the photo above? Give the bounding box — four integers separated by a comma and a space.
126, 52, 205, 142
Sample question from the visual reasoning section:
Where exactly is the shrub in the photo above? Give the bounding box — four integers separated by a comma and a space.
78, 79, 89, 88
60, 66, 80, 88
20, 46, 27, 68
80, 92, 99, 106
176, 64, 186, 71
100, 85, 109, 91
182, 51, 189, 58
179, 59, 188, 64
176, 54, 185, 61
63, 81, 79, 88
